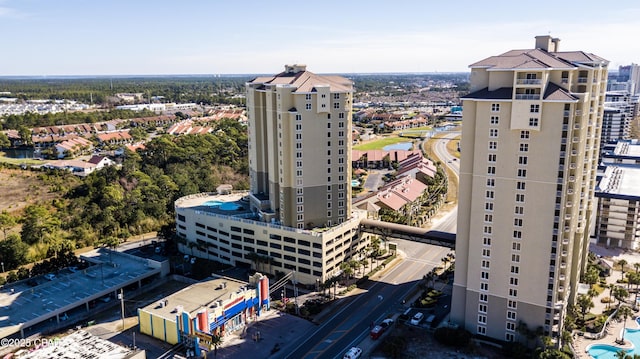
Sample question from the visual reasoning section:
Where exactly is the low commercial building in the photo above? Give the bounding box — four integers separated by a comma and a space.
175, 192, 368, 286
595, 140, 640, 249
138, 273, 269, 357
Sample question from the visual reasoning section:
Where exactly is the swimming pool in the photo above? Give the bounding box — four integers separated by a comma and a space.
351, 180, 360, 187
203, 200, 242, 211
587, 327, 639, 358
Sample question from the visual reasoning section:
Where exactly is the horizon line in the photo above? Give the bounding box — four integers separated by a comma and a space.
0, 71, 473, 79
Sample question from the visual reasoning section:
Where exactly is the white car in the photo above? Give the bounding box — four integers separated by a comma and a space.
343, 347, 362, 359
410, 312, 424, 325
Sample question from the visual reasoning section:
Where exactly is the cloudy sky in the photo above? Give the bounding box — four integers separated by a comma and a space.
1, 0, 638, 75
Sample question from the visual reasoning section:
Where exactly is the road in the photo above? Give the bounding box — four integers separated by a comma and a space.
283, 243, 450, 359
426, 131, 459, 234
284, 132, 462, 358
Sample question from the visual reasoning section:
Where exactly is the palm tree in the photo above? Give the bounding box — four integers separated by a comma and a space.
609, 283, 617, 309
576, 294, 594, 321
614, 286, 630, 307
615, 350, 628, 359
210, 333, 223, 358
619, 259, 628, 280
617, 305, 634, 343
635, 262, 640, 274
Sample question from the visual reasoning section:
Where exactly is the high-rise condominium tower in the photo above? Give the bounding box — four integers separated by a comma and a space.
451, 36, 608, 343
246, 65, 354, 230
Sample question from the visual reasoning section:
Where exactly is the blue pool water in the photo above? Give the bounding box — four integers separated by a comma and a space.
383, 142, 413, 151
203, 200, 242, 211
588, 326, 640, 358
351, 180, 360, 187
203, 200, 223, 207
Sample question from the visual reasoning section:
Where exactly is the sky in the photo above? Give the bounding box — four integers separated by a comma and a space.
1, 0, 639, 76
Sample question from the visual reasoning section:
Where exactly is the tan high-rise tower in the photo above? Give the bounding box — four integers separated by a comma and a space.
451, 36, 608, 343
246, 65, 354, 229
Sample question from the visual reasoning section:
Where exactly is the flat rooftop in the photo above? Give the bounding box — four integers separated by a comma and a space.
175, 192, 255, 218
597, 166, 640, 199
0, 248, 162, 339
141, 276, 251, 320
613, 140, 640, 158
20, 330, 138, 359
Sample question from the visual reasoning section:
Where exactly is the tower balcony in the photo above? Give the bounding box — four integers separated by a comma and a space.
516, 78, 542, 85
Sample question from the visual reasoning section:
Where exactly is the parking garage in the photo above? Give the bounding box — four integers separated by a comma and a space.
0, 248, 168, 339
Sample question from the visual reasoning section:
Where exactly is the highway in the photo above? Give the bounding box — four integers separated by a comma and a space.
284, 132, 461, 359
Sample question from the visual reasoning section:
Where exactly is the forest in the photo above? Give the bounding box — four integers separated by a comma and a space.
0, 118, 248, 284
0, 76, 252, 106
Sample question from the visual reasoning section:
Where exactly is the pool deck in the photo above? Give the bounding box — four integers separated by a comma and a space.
575, 317, 635, 358
574, 244, 640, 358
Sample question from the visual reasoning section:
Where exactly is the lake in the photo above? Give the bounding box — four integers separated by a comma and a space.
1, 148, 36, 158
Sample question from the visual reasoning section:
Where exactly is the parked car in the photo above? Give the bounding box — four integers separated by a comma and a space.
370, 325, 385, 340
410, 312, 424, 325
380, 318, 394, 329
44, 274, 56, 281
343, 347, 362, 359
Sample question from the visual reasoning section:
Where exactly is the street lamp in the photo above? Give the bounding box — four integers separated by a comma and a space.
1, 262, 4, 273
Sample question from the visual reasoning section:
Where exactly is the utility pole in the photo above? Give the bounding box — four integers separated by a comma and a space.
119, 288, 125, 331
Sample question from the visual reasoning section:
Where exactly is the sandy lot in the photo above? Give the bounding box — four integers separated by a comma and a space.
0, 168, 59, 214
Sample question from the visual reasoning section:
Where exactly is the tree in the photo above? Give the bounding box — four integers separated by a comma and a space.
608, 283, 617, 309
340, 261, 354, 283
615, 350, 628, 359
17, 125, 33, 146
537, 349, 571, 359
618, 259, 628, 280
128, 127, 148, 142
617, 305, 634, 343
0, 132, 10, 148
614, 286, 630, 306
576, 294, 594, 321
0, 210, 17, 240
210, 333, 223, 358
0, 234, 29, 270
348, 259, 360, 277
584, 266, 600, 286
20, 204, 60, 245
627, 272, 640, 302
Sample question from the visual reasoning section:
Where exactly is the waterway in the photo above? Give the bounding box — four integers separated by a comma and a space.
1, 148, 36, 158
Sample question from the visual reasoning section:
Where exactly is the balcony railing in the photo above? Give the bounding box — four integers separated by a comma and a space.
578, 77, 588, 83
515, 94, 541, 100
516, 79, 542, 85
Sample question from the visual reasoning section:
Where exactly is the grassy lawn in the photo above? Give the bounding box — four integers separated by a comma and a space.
446, 135, 461, 158
353, 136, 414, 151
423, 135, 459, 205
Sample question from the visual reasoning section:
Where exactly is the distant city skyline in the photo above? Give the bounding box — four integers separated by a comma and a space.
1, 0, 639, 76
